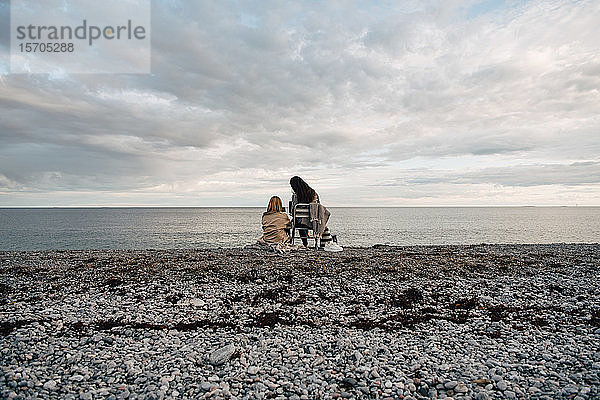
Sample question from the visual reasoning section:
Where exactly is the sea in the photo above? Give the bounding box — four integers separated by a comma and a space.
0, 207, 598, 251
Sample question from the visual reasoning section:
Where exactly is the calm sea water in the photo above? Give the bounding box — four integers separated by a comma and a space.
0, 207, 598, 251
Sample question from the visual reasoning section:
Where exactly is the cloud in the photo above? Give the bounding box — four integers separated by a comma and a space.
1, 0, 599, 205
460, 161, 600, 187
375, 161, 600, 188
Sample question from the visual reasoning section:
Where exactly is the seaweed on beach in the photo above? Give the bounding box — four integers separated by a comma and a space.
0, 320, 46, 336
250, 310, 315, 328
342, 256, 363, 264
389, 288, 423, 308
449, 296, 479, 310
252, 287, 282, 305
349, 317, 386, 330
317, 290, 334, 301
165, 293, 183, 304
487, 304, 515, 322
96, 319, 130, 330
532, 316, 548, 327
68, 318, 240, 333
387, 311, 435, 327
0, 283, 10, 305
236, 271, 262, 284
172, 319, 238, 331
483, 303, 571, 328
69, 321, 85, 331
548, 284, 565, 294
103, 277, 123, 287
253, 311, 284, 327
348, 307, 471, 331
229, 292, 246, 303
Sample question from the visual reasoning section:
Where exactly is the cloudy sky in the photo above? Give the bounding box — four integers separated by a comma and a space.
1, 0, 599, 207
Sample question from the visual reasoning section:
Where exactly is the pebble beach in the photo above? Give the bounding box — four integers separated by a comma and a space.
1, 244, 599, 399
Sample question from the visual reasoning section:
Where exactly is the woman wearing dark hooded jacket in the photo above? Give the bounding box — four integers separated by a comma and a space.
289, 176, 328, 247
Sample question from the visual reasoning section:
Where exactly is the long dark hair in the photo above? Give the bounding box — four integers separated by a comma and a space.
290, 176, 317, 203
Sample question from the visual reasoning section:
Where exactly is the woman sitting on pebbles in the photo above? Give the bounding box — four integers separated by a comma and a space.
257, 196, 292, 245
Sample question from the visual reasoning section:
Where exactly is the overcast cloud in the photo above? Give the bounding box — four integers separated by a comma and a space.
1, 0, 599, 206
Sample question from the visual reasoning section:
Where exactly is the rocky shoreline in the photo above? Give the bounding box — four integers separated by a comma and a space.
1, 244, 599, 399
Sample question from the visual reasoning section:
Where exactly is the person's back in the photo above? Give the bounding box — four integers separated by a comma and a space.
258, 196, 291, 245
290, 176, 328, 247
290, 176, 318, 204
289, 176, 342, 251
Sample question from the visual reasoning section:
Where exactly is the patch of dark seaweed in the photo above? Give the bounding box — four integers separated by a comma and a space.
548, 284, 565, 294
252, 287, 282, 305
371, 244, 392, 250
484, 304, 571, 326
96, 319, 129, 330
487, 304, 517, 322
165, 294, 182, 304
389, 288, 423, 308
387, 312, 434, 327
229, 293, 245, 303
449, 296, 479, 310
236, 272, 261, 284
250, 310, 315, 328
375, 263, 398, 273
317, 290, 333, 301
103, 278, 123, 288
443, 311, 471, 324
0, 320, 47, 336
349, 317, 386, 330
253, 311, 286, 327
393, 310, 470, 326
172, 320, 238, 331
482, 330, 503, 339
70, 319, 239, 332
69, 321, 85, 331
0, 283, 11, 294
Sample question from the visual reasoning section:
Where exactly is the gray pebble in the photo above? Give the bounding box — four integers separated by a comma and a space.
445, 381, 458, 390
43, 380, 57, 391
209, 344, 236, 365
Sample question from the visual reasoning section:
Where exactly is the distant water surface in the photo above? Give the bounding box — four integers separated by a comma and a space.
0, 207, 598, 250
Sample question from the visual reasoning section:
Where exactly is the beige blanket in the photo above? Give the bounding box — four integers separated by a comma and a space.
257, 211, 291, 245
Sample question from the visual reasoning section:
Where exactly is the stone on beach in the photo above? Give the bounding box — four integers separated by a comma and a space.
42, 380, 57, 391
209, 344, 236, 365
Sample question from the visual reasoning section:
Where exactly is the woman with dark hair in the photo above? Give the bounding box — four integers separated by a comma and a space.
289, 176, 332, 247
257, 196, 292, 245
288, 176, 342, 251
290, 176, 319, 204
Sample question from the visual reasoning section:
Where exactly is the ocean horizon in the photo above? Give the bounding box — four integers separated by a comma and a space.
1, 206, 598, 251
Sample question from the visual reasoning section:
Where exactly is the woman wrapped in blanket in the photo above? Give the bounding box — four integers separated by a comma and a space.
258, 196, 292, 245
